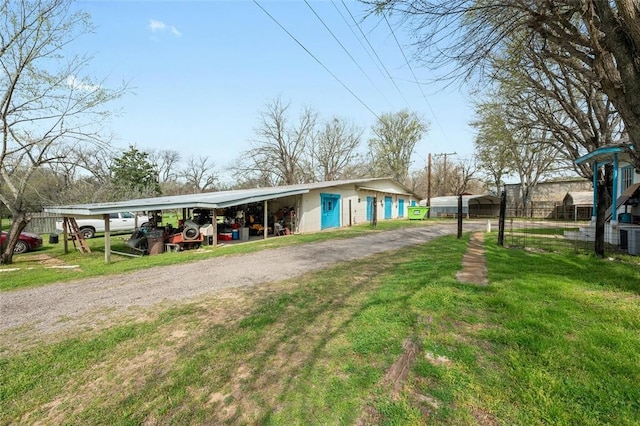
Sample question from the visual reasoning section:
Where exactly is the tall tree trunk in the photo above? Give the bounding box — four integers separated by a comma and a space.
1, 211, 28, 265
594, 166, 613, 258
595, 182, 606, 258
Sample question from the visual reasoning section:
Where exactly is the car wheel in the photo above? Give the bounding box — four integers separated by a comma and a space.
14, 240, 29, 254
80, 227, 95, 239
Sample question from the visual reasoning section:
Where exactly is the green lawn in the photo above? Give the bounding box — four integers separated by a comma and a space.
2, 233, 639, 424
0, 219, 434, 291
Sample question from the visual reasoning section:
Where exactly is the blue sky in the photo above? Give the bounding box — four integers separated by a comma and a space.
74, 0, 476, 184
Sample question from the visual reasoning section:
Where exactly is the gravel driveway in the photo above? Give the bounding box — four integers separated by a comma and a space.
1, 223, 483, 335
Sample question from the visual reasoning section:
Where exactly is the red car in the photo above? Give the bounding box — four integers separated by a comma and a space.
0, 231, 43, 254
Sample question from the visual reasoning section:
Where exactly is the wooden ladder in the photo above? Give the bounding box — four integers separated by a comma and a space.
63, 217, 91, 253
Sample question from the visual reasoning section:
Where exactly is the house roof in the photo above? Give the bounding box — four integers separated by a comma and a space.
574, 142, 635, 165
426, 194, 501, 207
563, 192, 593, 206
43, 178, 419, 216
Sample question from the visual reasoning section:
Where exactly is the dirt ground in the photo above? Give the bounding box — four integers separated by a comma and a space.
0, 222, 486, 348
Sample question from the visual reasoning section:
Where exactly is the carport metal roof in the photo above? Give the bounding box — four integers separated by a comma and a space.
427, 194, 501, 207
44, 186, 310, 215
43, 178, 414, 216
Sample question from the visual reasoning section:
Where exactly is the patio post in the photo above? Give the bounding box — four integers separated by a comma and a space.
612, 153, 619, 224
592, 160, 598, 223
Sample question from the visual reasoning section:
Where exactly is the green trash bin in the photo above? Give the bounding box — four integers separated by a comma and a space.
407, 206, 429, 220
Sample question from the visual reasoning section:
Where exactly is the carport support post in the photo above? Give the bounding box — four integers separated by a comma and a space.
103, 213, 111, 264
62, 217, 69, 254
212, 208, 217, 247
263, 200, 268, 239
102, 214, 111, 263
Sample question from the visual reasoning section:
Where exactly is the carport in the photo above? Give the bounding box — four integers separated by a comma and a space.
44, 186, 310, 263
425, 194, 501, 218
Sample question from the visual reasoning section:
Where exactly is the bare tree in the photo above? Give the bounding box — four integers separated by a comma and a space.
467, 30, 624, 253
181, 155, 219, 193
491, 46, 624, 180
368, 110, 427, 185
234, 98, 317, 186
306, 117, 363, 181
448, 157, 480, 195
511, 129, 562, 216
0, 0, 125, 263
470, 99, 561, 213
149, 149, 181, 184
406, 167, 427, 199
471, 102, 514, 194
367, 0, 640, 170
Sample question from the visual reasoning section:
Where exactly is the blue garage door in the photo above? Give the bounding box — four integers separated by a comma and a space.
384, 196, 392, 219
321, 193, 341, 230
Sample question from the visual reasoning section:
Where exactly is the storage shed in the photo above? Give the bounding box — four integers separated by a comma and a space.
424, 194, 501, 218
562, 192, 593, 221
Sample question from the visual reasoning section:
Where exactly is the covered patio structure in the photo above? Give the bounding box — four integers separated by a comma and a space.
44, 186, 310, 264
425, 194, 501, 218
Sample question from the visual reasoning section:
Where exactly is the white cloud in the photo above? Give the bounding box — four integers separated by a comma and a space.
148, 19, 181, 38
66, 75, 101, 92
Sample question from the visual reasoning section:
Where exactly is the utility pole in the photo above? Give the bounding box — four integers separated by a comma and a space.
433, 152, 456, 196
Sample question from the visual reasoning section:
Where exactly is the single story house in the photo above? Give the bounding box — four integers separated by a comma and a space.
44, 178, 421, 263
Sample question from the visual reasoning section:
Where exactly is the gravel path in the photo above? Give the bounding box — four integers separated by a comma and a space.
1, 223, 483, 334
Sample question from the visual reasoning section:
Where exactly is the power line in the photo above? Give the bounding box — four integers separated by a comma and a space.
305, 0, 394, 110
330, 0, 395, 110
253, 0, 381, 121
383, 13, 449, 142
341, 0, 413, 111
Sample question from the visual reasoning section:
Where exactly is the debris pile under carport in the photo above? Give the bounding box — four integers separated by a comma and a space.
126, 220, 204, 256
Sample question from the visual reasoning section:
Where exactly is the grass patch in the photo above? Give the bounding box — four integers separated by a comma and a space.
2, 232, 640, 424
512, 226, 579, 235
0, 219, 441, 291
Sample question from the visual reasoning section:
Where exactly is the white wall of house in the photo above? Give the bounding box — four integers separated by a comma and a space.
296, 181, 417, 233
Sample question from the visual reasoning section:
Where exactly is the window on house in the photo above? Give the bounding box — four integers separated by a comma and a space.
621, 165, 634, 192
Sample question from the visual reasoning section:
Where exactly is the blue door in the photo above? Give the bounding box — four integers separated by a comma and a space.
366, 196, 374, 221
321, 193, 341, 230
384, 196, 392, 219
398, 199, 405, 217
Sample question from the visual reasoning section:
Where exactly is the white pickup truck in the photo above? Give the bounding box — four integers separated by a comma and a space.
56, 212, 150, 239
